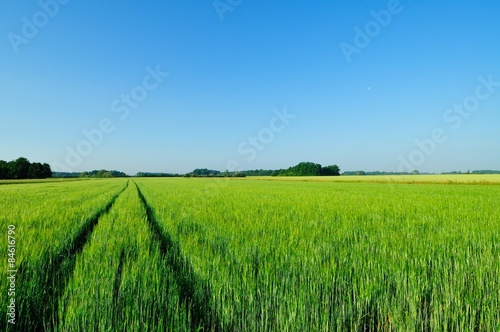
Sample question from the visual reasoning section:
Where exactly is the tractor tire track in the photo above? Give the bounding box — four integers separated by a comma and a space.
16, 180, 129, 332
134, 181, 221, 331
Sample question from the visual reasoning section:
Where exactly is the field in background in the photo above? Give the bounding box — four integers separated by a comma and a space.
1, 176, 500, 330
251, 174, 500, 184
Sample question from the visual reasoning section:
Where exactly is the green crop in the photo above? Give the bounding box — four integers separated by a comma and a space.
1, 176, 499, 331
57, 181, 191, 331
135, 177, 500, 331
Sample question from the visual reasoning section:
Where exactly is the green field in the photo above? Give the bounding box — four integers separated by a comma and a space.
2, 176, 500, 330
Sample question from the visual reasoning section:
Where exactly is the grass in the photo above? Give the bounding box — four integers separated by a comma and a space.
1, 176, 499, 330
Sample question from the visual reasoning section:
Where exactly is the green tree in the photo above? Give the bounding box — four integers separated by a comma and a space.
0, 160, 8, 179
12, 157, 31, 179
191, 169, 220, 176
0, 158, 52, 179
28, 162, 44, 179
42, 163, 53, 178
321, 165, 340, 176
286, 162, 322, 176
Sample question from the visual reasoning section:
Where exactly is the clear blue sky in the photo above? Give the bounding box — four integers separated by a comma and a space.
1, 1, 499, 174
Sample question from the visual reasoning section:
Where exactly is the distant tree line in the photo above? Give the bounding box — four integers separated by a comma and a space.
136, 172, 181, 177
237, 169, 280, 176
50, 166, 500, 180
279, 162, 340, 176
79, 170, 128, 178
0, 157, 52, 179
442, 170, 500, 175
342, 170, 423, 176
184, 162, 340, 177
53, 170, 130, 178
192, 168, 221, 176
470, 170, 500, 174
184, 169, 246, 178
52, 172, 81, 178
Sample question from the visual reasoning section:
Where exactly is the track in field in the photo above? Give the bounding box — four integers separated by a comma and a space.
15, 181, 129, 331
13, 180, 219, 331
136, 182, 219, 330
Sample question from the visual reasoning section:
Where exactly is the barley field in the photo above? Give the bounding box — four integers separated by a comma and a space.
2, 176, 500, 331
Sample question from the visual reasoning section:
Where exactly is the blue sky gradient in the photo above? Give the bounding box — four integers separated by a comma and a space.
1, 1, 499, 174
